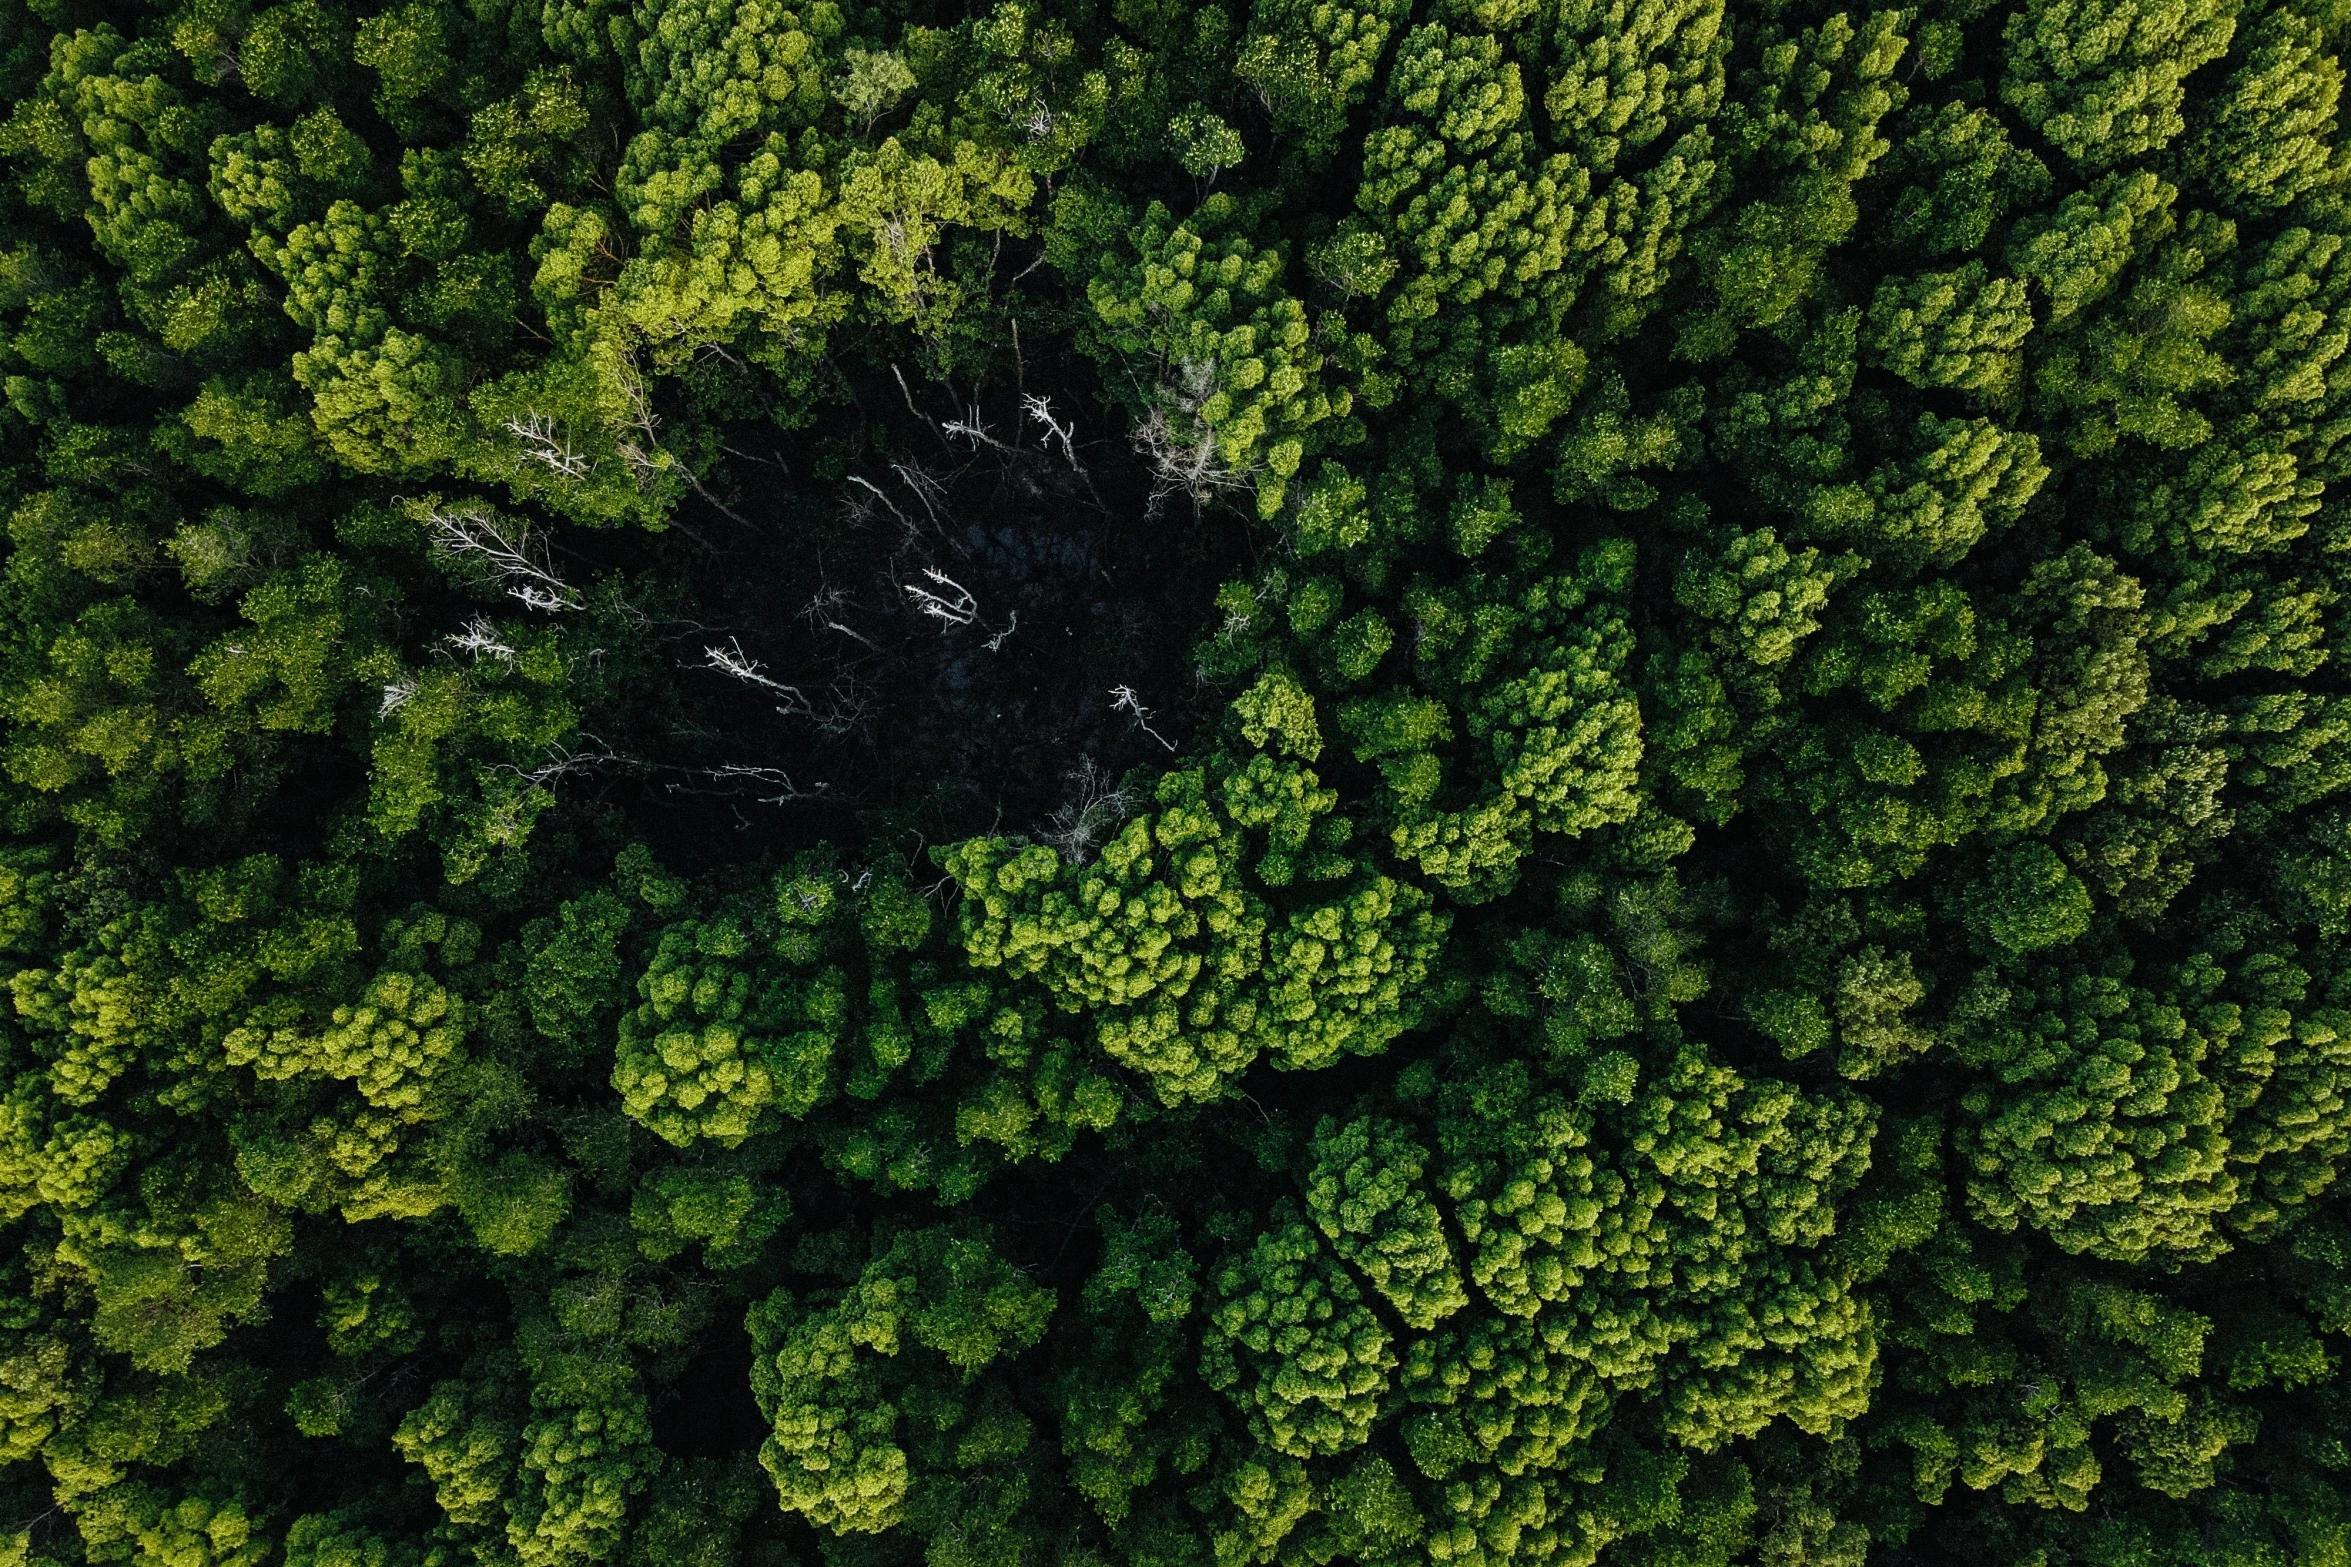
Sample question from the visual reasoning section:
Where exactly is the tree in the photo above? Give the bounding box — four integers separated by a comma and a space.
0, 0, 2350, 1560
1999, 0, 2238, 170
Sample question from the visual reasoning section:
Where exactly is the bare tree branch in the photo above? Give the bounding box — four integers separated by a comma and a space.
506, 414, 593, 480
904, 568, 977, 629
941, 405, 1014, 452
420, 503, 585, 612
1109, 683, 1177, 751
687, 765, 832, 805
447, 615, 518, 663
699, 640, 869, 734
802, 584, 881, 650
1022, 394, 1084, 469
1040, 759, 1132, 864
846, 472, 913, 530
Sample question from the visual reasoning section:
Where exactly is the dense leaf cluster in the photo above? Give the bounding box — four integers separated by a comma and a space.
0, 0, 2349, 1560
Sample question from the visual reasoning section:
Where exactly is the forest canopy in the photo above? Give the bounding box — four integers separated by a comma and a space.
0, 0, 2347, 1560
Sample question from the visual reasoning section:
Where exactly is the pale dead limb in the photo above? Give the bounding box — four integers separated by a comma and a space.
984, 611, 1019, 653
846, 473, 912, 530
1022, 394, 1083, 469
421, 503, 584, 612
447, 615, 517, 663
507, 738, 632, 788
677, 465, 760, 530
1109, 684, 1176, 752
694, 765, 831, 805
506, 414, 592, 480
703, 638, 808, 697
1131, 403, 1253, 513
379, 678, 418, 718
801, 584, 880, 650
892, 362, 956, 453
700, 640, 867, 733
1131, 360, 1257, 511
802, 680, 873, 737
892, 462, 950, 527
1215, 577, 1276, 649
1040, 758, 1132, 865
904, 568, 977, 629
608, 349, 759, 528
941, 408, 1013, 453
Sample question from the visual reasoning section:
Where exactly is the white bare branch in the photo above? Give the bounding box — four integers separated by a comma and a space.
506, 414, 592, 480
508, 738, 629, 788
1022, 394, 1083, 469
703, 638, 803, 695
941, 405, 1011, 452
892, 463, 949, 526
614, 351, 662, 446
617, 441, 665, 483
984, 611, 1019, 653
1217, 579, 1271, 647
801, 585, 881, 649
846, 472, 913, 530
1131, 391, 1254, 512
700, 640, 868, 734
379, 677, 418, 719
904, 568, 977, 629
799, 680, 873, 738
422, 503, 584, 612
447, 615, 518, 663
1109, 683, 1177, 752
1040, 758, 1132, 865
697, 765, 831, 805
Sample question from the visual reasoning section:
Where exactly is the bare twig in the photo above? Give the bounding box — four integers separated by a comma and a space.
1022, 394, 1083, 469
894, 362, 955, 452
508, 738, 632, 788
703, 638, 807, 696
1131, 395, 1254, 513
420, 503, 585, 612
506, 414, 591, 480
1040, 759, 1132, 864
941, 405, 1013, 452
680, 468, 760, 530
893, 463, 949, 528
802, 585, 881, 650
1125, 358, 1258, 512
1109, 684, 1177, 752
846, 472, 912, 529
890, 359, 924, 413
692, 765, 832, 805
1011, 245, 1053, 286
904, 568, 977, 629
447, 615, 517, 663
699, 641, 868, 734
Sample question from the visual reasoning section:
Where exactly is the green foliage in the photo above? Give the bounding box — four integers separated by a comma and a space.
942, 746, 1446, 1103
2000, 0, 2239, 170
1201, 1203, 1396, 1457
611, 918, 789, 1148
1304, 1113, 1468, 1328
748, 1226, 1053, 1533
1087, 194, 1345, 515
4, 0, 2351, 1562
